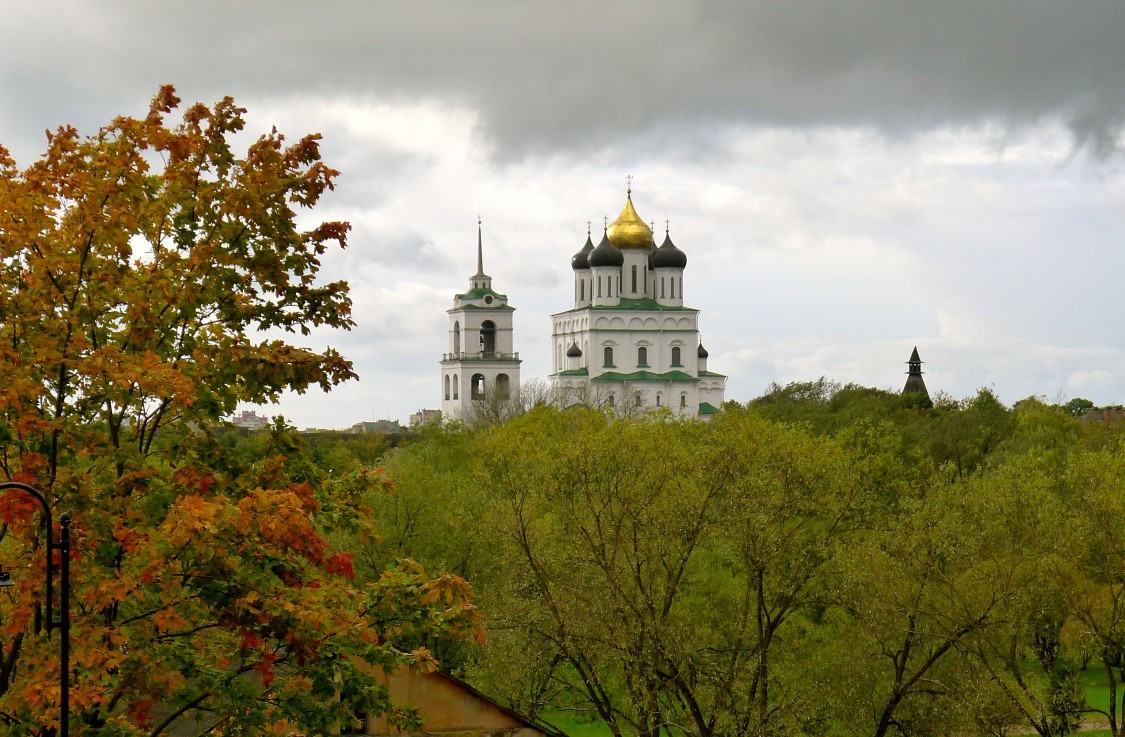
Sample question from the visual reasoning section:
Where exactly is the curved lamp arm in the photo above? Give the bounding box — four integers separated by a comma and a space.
0, 481, 59, 632
0, 481, 70, 737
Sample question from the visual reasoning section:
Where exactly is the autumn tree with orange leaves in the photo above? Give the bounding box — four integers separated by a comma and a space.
0, 87, 481, 736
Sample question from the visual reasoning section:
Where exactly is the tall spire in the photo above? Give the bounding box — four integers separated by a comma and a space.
475, 216, 485, 277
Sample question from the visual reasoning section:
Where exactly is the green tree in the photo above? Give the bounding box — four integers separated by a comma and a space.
1062, 398, 1094, 418
924, 387, 1015, 477
473, 406, 868, 737
1058, 442, 1125, 737
0, 88, 480, 736
825, 476, 1034, 736
952, 457, 1084, 736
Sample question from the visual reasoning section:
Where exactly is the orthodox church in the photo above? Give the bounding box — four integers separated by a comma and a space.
439, 222, 521, 421
549, 186, 727, 416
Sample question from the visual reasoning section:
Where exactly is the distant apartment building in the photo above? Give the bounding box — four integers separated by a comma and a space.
350, 420, 404, 434
410, 409, 441, 426
231, 410, 269, 430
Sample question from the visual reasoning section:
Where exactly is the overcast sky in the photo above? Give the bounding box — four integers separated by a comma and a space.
4, 1, 1125, 428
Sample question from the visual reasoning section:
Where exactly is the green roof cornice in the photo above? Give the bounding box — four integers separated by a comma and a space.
450, 304, 515, 312
456, 287, 508, 301
553, 299, 698, 315
593, 369, 698, 383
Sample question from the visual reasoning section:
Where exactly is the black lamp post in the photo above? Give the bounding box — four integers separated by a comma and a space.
0, 481, 70, 737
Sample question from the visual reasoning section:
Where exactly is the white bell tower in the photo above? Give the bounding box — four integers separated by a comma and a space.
440, 220, 521, 421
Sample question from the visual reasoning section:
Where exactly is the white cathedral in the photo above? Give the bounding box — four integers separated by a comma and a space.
550, 186, 726, 415
441, 187, 726, 419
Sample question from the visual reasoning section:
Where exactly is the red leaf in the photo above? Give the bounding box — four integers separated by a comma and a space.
325, 552, 355, 579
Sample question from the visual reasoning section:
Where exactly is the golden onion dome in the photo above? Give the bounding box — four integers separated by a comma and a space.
606, 191, 654, 250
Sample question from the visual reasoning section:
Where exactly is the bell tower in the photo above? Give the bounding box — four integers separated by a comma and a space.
440, 220, 521, 421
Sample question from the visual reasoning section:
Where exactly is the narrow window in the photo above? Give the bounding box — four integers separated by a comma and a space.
604, 346, 614, 367
471, 374, 485, 400
638, 346, 648, 366
444, 375, 450, 400
660, 278, 665, 299
608, 394, 615, 407
672, 347, 681, 366
598, 276, 602, 297
453, 374, 459, 399
635, 394, 642, 408
656, 394, 662, 406
631, 265, 637, 293
581, 280, 585, 301
453, 321, 461, 354
680, 394, 687, 408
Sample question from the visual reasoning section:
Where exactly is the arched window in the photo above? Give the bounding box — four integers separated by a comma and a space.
452, 374, 459, 399
637, 346, 648, 367
497, 374, 511, 399
635, 393, 642, 407
607, 394, 615, 407
656, 393, 662, 406
598, 277, 602, 297
604, 346, 614, 367
680, 393, 687, 408
671, 347, 681, 366
453, 321, 461, 354
471, 373, 486, 400
631, 265, 637, 293
444, 375, 450, 400
660, 278, 665, 299
480, 320, 496, 355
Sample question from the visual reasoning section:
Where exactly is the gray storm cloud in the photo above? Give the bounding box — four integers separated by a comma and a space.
3, 0, 1123, 159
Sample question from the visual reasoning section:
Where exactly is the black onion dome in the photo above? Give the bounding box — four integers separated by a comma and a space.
697, 342, 709, 358
566, 341, 582, 357
588, 230, 624, 268
651, 232, 687, 269
571, 235, 594, 270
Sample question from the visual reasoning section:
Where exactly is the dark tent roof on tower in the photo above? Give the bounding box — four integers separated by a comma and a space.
902, 346, 930, 399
